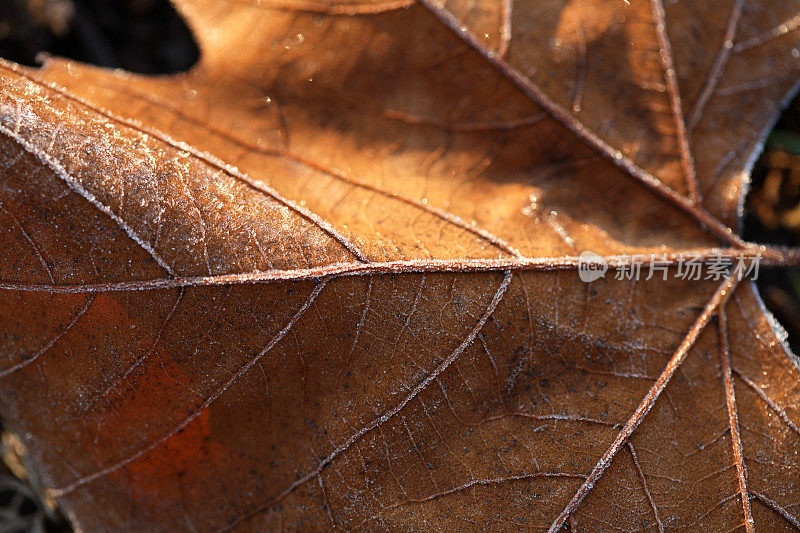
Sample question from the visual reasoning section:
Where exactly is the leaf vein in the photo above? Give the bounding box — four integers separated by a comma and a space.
215, 270, 512, 532
48, 278, 328, 498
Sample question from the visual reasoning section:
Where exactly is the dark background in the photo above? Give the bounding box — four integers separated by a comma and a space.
0, 1, 798, 530
0, 0, 197, 73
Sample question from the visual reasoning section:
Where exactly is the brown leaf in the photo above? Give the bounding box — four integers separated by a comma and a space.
1, 0, 800, 530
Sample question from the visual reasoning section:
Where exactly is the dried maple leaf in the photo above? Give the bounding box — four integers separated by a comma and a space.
1, 0, 800, 530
